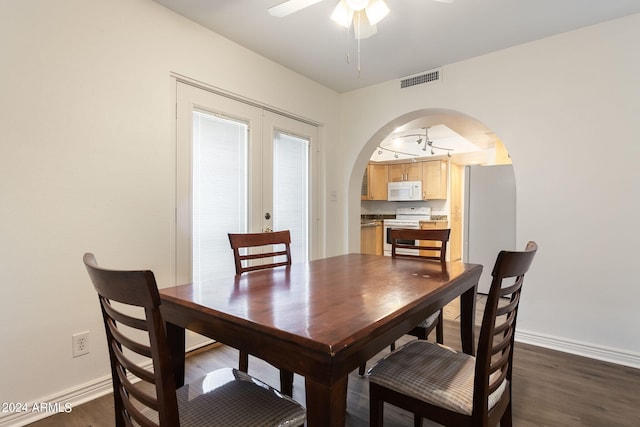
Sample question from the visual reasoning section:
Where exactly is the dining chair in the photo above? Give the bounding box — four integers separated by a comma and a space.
228, 230, 292, 275
359, 228, 450, 376
83, 253, 306, 427
228, 230, 294, 393
391, 228, 450, 344
367, 241, 538, 427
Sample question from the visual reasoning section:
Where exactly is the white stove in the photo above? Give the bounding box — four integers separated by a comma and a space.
383, 207, 431, 256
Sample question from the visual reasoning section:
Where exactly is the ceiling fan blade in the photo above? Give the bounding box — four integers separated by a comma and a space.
268, 0, 325, 17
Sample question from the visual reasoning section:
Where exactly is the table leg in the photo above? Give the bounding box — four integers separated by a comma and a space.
280, 369, 294, 397
459, 283, 477, 356
165, 321, 186, 387
304, 376, 348, 427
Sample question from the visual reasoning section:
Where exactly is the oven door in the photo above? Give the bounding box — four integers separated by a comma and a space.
383, 223, 420, 256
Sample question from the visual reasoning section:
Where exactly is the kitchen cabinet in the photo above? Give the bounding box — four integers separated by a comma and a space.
448, 163, 464, 262
419, 220, 449, 259
361, 163, 388, 200
420, 221, 448, 230
361, 222, 383, 255
422, 160, 448, 200
388, 162, 422, 182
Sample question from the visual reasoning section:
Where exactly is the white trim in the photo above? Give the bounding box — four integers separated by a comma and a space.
0, 341, 212, 427
0, 374, 113, 427
516, 329, 640, 369
171, 72, 323, 128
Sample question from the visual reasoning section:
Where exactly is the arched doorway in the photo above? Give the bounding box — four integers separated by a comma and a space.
352, 108, 515, 293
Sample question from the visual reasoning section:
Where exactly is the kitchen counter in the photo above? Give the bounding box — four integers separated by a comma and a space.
361, 214, 448, 223
361, 221, 381, 227
361, 214, 394, 221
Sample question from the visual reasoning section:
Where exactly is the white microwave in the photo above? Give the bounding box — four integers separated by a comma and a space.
387, 181, 422, 201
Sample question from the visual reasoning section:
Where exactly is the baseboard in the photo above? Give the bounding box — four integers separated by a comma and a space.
516, 329, 640, 369
0, 373, 114, 427
1, 341, 214, 427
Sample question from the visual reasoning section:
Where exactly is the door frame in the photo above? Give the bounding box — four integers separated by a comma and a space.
170, 75, 323, 285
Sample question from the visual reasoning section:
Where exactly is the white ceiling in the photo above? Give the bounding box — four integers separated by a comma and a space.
151, 0, 640, 164
152, 0, 640, 93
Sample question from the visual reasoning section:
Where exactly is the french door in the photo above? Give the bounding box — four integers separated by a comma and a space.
175, 81, 317, 284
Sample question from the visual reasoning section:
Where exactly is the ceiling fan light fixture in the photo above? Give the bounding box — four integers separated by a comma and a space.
354, 11, 377, 39
331, 0, 353, 28
346, 0, 369, 11
364, 0, 389, 25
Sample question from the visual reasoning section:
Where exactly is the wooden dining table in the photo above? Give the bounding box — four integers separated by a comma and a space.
159, 253, 482, 427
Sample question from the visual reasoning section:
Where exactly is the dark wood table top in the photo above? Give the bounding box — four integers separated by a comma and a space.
160, 253, 482, 426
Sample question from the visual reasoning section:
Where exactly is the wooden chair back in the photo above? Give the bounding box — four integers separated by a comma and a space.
83, 253, 179, 426
390, 228, 450, 262
228, 230, 292, 274
472, 241, 538, 423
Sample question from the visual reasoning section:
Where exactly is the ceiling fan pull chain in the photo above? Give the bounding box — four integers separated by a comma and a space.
346, 25, 351, 64
357, 37, 361, 76
356, 12, 361, 76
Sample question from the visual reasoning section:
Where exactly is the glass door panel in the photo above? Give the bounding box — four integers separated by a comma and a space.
263, 111, 317, 264
176, 82, 262, 283
273, 131, 309, 263
191, 111, 248, 282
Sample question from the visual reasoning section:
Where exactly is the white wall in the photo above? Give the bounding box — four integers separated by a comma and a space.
0, 0, 337, 423
2, 0, 639, 423
333, 14, 640, 365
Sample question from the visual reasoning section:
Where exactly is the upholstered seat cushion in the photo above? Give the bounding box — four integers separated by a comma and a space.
416, 310, 440, 329
140, 368, 306, 426
368, 340, 506, 416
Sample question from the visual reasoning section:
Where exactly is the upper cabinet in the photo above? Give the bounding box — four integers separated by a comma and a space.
361, 163, 388, 200
388, 162, 422, 182
362, 159, 448, 201
422, 160, 448, 200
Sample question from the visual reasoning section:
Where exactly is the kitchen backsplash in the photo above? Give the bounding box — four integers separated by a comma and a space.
361, 214, 448, 221
361, 200, 448, 218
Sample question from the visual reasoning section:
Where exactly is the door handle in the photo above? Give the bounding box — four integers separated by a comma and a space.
264, 227, 273, 232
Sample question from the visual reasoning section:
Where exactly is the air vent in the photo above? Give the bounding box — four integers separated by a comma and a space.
400, 69, 440, 88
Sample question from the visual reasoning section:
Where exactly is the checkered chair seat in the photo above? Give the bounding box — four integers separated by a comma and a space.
178, 368, 305, 426
368, 340, 506, 416
138, 368, 305, 427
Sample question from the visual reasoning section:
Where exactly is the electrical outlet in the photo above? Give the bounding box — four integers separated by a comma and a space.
72, 331, 90, 358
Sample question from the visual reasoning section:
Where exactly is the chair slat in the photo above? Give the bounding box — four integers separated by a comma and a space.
390, 228, 450, 262
228, 230, 292, 275
101, 299, 147, 331
111, 341, 156, 384
115, 365, 159, 410
106, 318, 153, 358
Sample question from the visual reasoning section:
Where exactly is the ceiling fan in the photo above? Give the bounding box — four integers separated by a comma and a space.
268, 0, 454, 39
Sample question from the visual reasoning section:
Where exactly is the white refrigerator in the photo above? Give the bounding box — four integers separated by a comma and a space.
463, 164, 516, 294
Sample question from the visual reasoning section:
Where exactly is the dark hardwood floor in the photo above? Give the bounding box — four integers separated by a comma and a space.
28, 296, 640, 426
